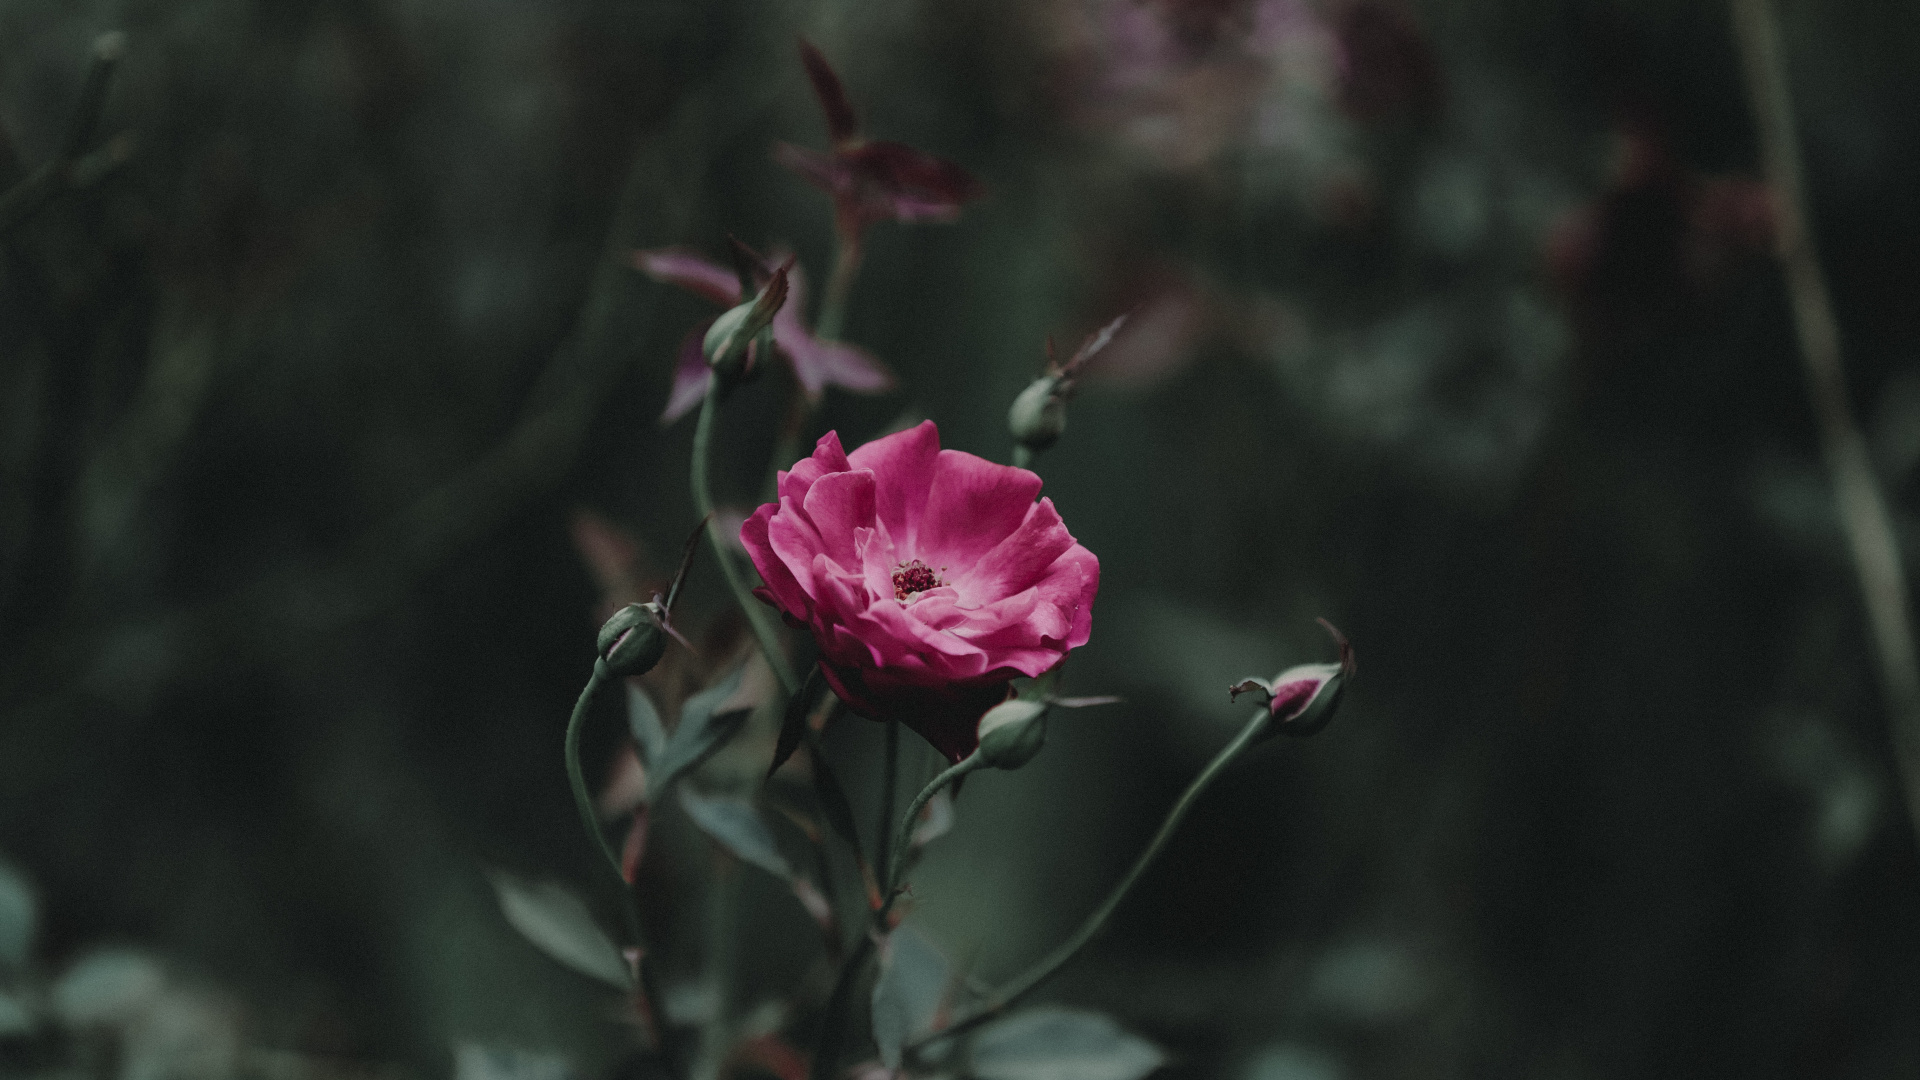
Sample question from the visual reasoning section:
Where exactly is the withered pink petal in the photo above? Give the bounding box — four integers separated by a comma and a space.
773, 141, 847, 195
798, 38, 861, 147
634, 248, 743, 308
843, 140, 984, 214
660, 325, 714, 424
770, 263, 896, 398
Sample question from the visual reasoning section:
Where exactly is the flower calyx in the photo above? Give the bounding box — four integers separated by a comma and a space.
703, 258, 792, 389
1229, 619, 1356, 739
594, 518, 704, 677
1008, 314, 1127, 455
975, 698, 1049, 771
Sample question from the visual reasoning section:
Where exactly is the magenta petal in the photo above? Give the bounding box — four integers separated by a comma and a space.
916, 450, 1044, 569
848, 421, 941, 554
957, 497, 1078, 599
801, 469, 877, 568
634, 249, 744, 308
740, 421, 1095, 763
661, 325, 715, 424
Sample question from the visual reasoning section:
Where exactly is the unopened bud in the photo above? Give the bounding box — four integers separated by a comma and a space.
975, 698, 1048, 770
1228, 620, 1355, 739
598, 601, 669, 677
1008, 376, 1067, 453
703, 265, 789, 386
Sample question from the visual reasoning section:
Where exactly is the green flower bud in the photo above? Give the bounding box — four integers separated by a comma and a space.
1008, 375, 1067, 454
976, 698, 1049, 770
703, 264, 790, 385
597, 601, 669, 677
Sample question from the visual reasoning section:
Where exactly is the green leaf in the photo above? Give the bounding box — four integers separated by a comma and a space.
871, 924, 950, 1068
0, 857, 35, 974
652, 662, 751, 791
485, 871, 631, 990
49, 949, 163, 1025
767, 666, 826, 780
627, 682, 668, 767
809, 744, 862, 851
0, 990, 30, 1037
677, 788, 792, 878
968, 1008, 1166, 1080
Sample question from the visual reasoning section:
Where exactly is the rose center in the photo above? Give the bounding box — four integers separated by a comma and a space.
892, 560, 945, 601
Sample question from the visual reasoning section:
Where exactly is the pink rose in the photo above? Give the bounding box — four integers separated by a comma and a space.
740, 421, 1100, 762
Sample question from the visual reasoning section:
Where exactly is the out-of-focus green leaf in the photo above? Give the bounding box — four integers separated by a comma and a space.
967, 1007, 1165, 1080
871, 924, 950, 1068
0, 857, 35, 973
677, 788, 792, 878
485, 871, 631, 990
0, 991, 33, 1037
453, 1042, 577, 1080
652, 662, 750, 791
809, 745, 862, 852
50, 949, 164, 1027
627, 682, 668, 767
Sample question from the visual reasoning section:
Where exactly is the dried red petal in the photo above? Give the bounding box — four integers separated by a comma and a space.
799, 38, 861, 147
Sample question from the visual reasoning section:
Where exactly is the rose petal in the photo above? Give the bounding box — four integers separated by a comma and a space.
848, 421, 941, 554
634, 248, 743, 307
916, 450, 1043, 570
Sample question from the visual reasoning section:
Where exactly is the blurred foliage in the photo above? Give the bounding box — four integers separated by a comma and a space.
3, 0, 1920, 1077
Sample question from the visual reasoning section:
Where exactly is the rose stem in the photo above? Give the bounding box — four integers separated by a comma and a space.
903, 707, 1275, 1058
1012, 445, 1034, 470
563, 657, 663, 1049
809, 750, 981, 1080
873, 720, 901, 890
564, 659, 623, 877
692, 390, 800, 695
761, 234, 864, 500
1730, 0, 1920, 843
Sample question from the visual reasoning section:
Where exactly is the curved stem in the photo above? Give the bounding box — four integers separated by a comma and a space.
886, 755, 982, 907
907, 709, 1273, 1055
566, 659, 666, 1051
692, 391, 800, 696
814, 237, 861, 344
1730, 0, 1920, 844
874, 721, 901, 891
808, 932, 876, 1080
565, 659, 622, 879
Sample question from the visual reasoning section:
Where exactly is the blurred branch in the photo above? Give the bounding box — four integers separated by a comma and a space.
1731, 0, 1920, 842
0, 31, 132, 237
0, 89, 711, 723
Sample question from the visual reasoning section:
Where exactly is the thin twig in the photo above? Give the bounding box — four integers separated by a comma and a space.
0, 32, 130, 236
1730, 0, 1920, 842
906, 709, 1273, 1057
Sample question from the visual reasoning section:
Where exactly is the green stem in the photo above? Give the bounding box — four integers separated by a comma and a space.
810, 745, 979, 1080
1012, 445, 1034, 470
906, 708, 1273, 1056
885, 755, 983, 907
808, 932, 875, 1080
566, 659, 664, 1051
565, 659, 622, 879
814, 237, 861, 344
692, 390, 800, 696
874, 720, 901, 891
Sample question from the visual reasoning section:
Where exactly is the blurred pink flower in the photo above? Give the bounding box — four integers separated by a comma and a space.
774, 40, 985, 255
634, 246, 894, 423
741, 421, 1100, 762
